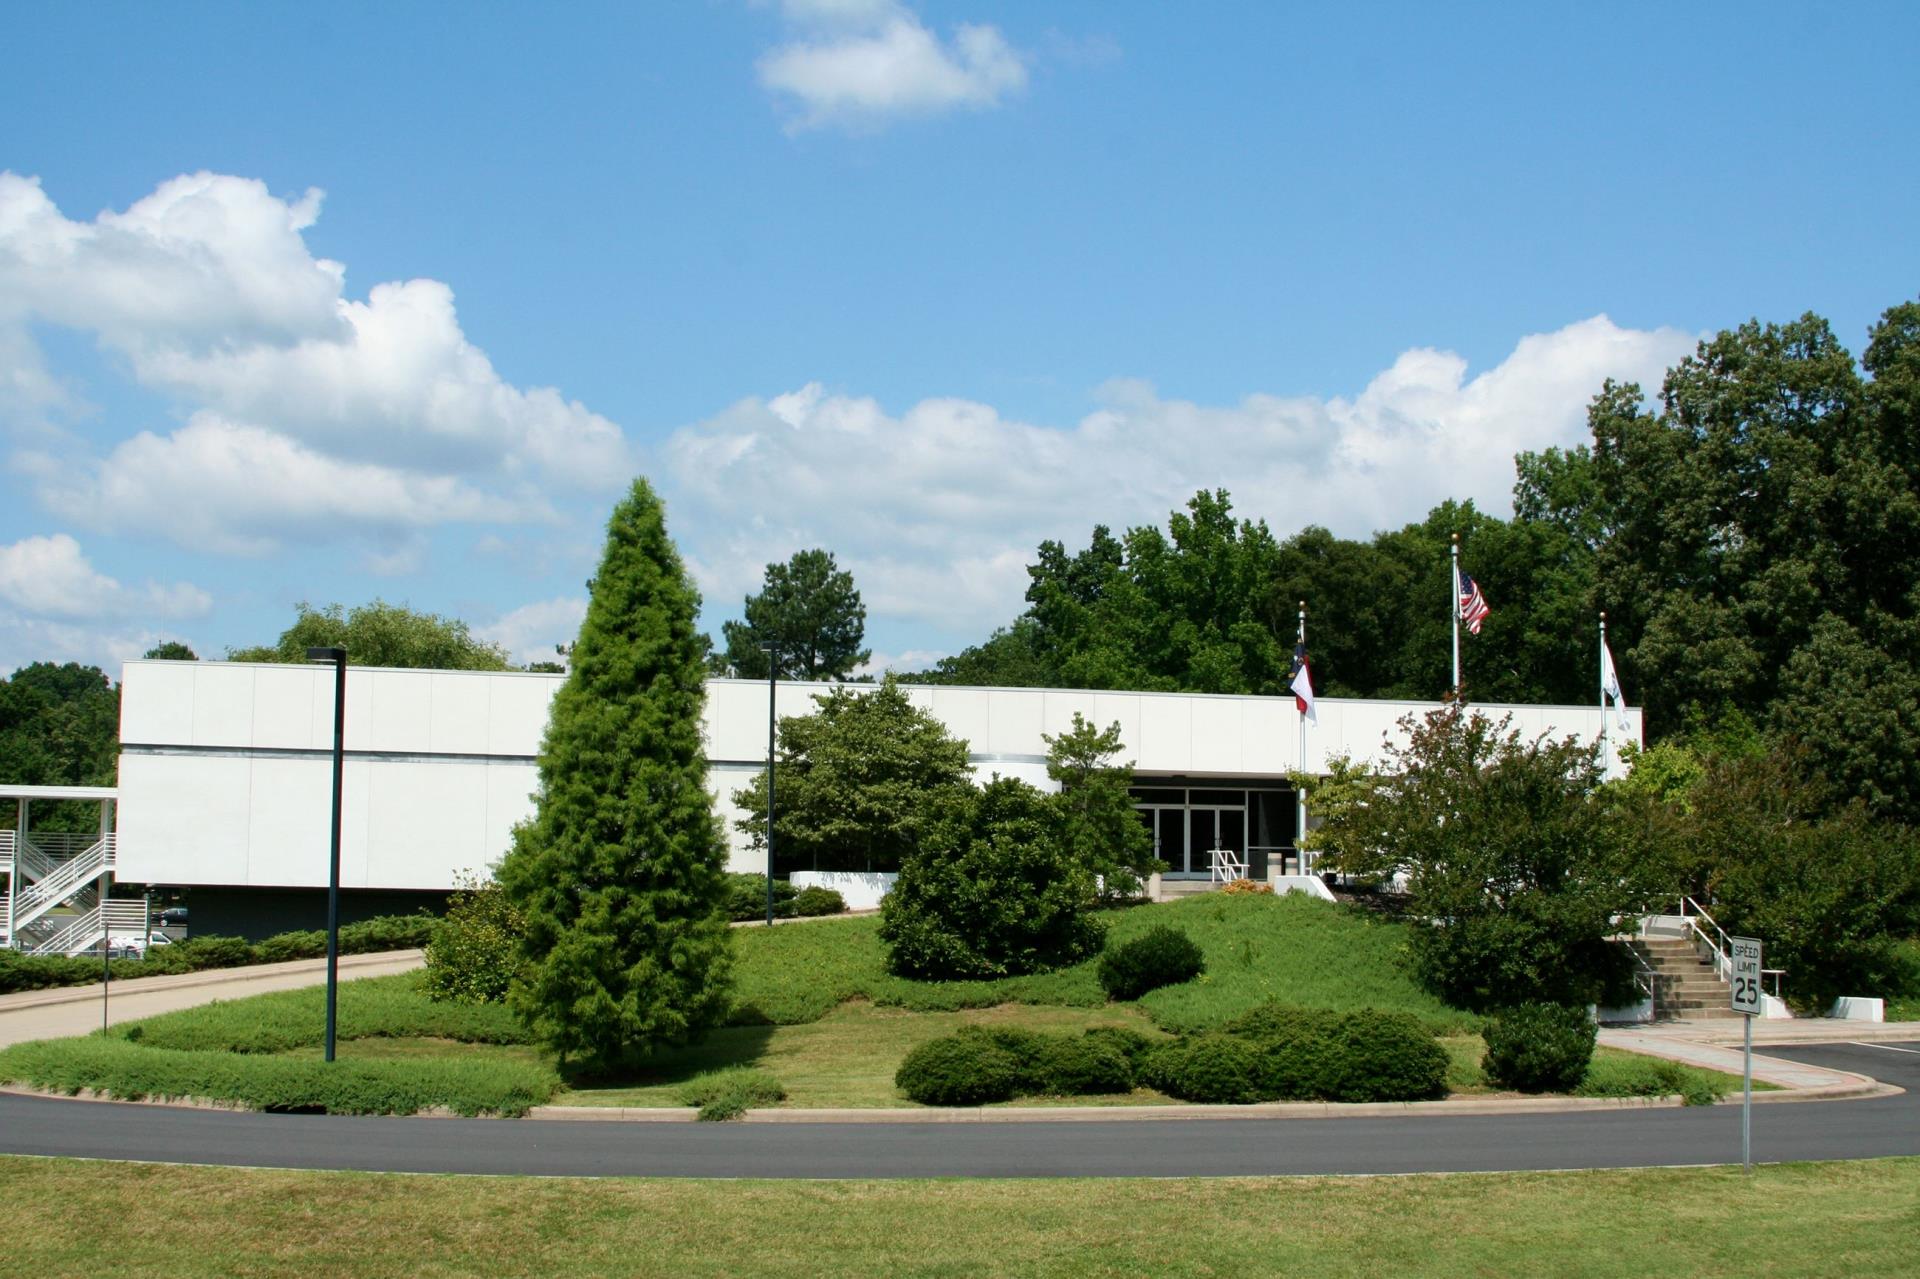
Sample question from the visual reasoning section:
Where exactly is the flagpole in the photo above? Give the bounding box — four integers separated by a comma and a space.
1599, 611, 1610, 781
1450, 534, 1460, 695
1296, 601, 1309, 875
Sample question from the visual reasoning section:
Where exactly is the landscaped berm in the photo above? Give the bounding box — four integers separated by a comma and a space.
0, 894, 1742, 1116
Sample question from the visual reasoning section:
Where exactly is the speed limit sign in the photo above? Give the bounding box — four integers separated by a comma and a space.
1730, 936, 1763, 1015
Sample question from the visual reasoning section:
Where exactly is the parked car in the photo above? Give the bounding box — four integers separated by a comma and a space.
158, 907, 188, 928
146, 931, 173, 949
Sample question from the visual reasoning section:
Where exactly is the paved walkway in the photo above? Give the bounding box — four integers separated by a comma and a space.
0, 950, 425, 1048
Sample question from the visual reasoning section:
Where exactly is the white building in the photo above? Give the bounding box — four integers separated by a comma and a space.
109, 659, 1639, 937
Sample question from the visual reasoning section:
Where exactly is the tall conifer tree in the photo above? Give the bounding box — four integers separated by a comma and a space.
498, 478, 732, 1067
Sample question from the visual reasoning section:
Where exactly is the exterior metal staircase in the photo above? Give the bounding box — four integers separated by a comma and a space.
1, 829, 134, 955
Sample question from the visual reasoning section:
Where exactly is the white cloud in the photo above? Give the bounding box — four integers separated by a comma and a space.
0, 172, 631, 555
663, 315, 1698, 634
478, 595, 587, 667
0, 532, 210, 621
857, 647, 945, 678
0, 615, 175, 681
46, 414, 541, 556
759, 0, 1027, 131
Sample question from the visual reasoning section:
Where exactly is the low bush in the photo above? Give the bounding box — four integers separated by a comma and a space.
424, 880, 524, 1005
727, 874, 798, 922
116, 973, 528, 1054
1081, 1024, 1158, 1072
677, 1067, 786, 1121
894, 1031, 1021, 1106
1482, 1002, 1597, 1093
1150, 1033, 1261, 1104
791, 886, 846, 917
0, 1036, 555, 1117
1034, 1036, 1133, 1096
1098, 926, 1205, 1001
252, 930, 326, 964
338, 915, 434, 953
1318, 1009, 1449, 1102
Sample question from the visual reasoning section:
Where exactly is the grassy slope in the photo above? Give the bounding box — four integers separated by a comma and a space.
0, 896, 1746, 1111
4, 1156, 1917, 1278
732, 893, 1472, 1032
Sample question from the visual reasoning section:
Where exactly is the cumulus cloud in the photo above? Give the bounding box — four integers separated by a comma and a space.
662, 315, 1698, 633
0, 532, 209, 621
477, 595, 588, 667
759, 0, 1027, 131
0, 171, 630, 555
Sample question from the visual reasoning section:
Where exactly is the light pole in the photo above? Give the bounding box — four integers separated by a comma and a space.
306, 645, 347, 1062
761, 643, 782, 926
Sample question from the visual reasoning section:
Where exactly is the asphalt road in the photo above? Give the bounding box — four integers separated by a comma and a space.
2, 1040, 1915, 1179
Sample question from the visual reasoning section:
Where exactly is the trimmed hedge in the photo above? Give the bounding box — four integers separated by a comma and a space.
0, 914, 434, 995
1481, 1002, 1596, 1093
0, 1035, 555, 1117
1147, 1003, 1449, 1104
1098, 926, 1205, 1001
895, 1025, 1155, 1105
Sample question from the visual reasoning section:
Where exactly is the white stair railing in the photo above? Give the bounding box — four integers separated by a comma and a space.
24, 900, 147, 957
12, 834, 115, 931
1209, 847, 1248, 884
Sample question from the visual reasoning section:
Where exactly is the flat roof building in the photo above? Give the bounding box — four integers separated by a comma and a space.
108, 659, 1639, 937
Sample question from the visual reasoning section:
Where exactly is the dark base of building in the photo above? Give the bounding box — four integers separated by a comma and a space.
167, 886, 453, 941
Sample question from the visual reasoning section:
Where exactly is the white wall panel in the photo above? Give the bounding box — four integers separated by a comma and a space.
114, 753, 252, 885
250, 668, 318, 750
365, 670, 433, 754
488, 674, 560, 757
243, 757, 332, 882
190, 664, 255, 747
1189, 698, 1245, 774
429, 673, 493, 756
1135, 696, 1192, 773
119, 662, 196, 744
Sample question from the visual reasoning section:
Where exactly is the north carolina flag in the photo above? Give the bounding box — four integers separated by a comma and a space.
1288, 642, 1316, 722
1601, 637, 1627, 732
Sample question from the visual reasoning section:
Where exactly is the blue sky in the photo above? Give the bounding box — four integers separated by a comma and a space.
3, 1, 1916, 676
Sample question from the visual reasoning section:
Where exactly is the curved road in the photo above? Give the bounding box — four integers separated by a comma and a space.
3, 1040, 1914, 1178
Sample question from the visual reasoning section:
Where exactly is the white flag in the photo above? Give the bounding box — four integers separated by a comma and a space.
1600, 638, 1627, 732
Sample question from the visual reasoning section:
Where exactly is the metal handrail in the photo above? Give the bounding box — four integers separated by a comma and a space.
1209, 847, 1248, 883
1679, 895, 1734, 980
1625, 942, 1659, 1014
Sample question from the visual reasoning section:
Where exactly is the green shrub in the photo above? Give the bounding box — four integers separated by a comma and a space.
1482, 1002, 1597, 1093
423, 880, 525, 1005
1576, 1055, 1724, 1106
791, 886, 846, 917
1032, 1035, 1133, 1096
1081, 1025, 1158, 1072
677, 1067, 786, 1120
1226, 1004, 1343, 1098
0, 950, 103, 994
253, 930, 326, 964
894, 1032, 1021, 1105
171, 936, 257, 970
339, 914, 434, 953
1098, 926, 1205, 1001
1318, 1009, 1448, 1102
881, 777, 1104, 980
1151, 1033, 1261, 1104
727, 874, 798, 922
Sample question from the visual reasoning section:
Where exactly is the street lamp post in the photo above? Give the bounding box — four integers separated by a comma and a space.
306, 645, 347, 1063
761, 643, 782, 927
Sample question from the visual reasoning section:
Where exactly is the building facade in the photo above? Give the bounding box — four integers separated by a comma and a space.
111, 659, 1639, 936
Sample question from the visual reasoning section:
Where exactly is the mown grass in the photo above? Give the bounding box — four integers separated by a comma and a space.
731, 893, 1470, 1032
3, 1155, 1916, 1278
1887, 938, 1920, 1021
1, 896, 1729, 1114
561, 1001, 1170, 1109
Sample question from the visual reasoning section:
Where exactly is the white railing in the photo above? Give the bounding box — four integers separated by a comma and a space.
24, 900, 148, 957
1679, 896, 1787, 1003
1209, 847, 1248, 883
0, 828, 13, 870
16, 835, 114, 910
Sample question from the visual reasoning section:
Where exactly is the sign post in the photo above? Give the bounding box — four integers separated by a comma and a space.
1730, 935, 1763, 1174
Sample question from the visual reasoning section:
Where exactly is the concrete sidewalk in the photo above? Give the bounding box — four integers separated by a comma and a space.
0, 950, 425, 1048
1597, 1024, 1902, 1097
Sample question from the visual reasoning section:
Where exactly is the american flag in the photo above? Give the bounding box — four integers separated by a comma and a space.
1458, 571, 1490, 635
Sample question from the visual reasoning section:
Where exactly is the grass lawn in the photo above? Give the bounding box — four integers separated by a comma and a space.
1887, 939, 1920, 1021
3, 1155, 1916, 1278
0, 895, 1748, 1112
